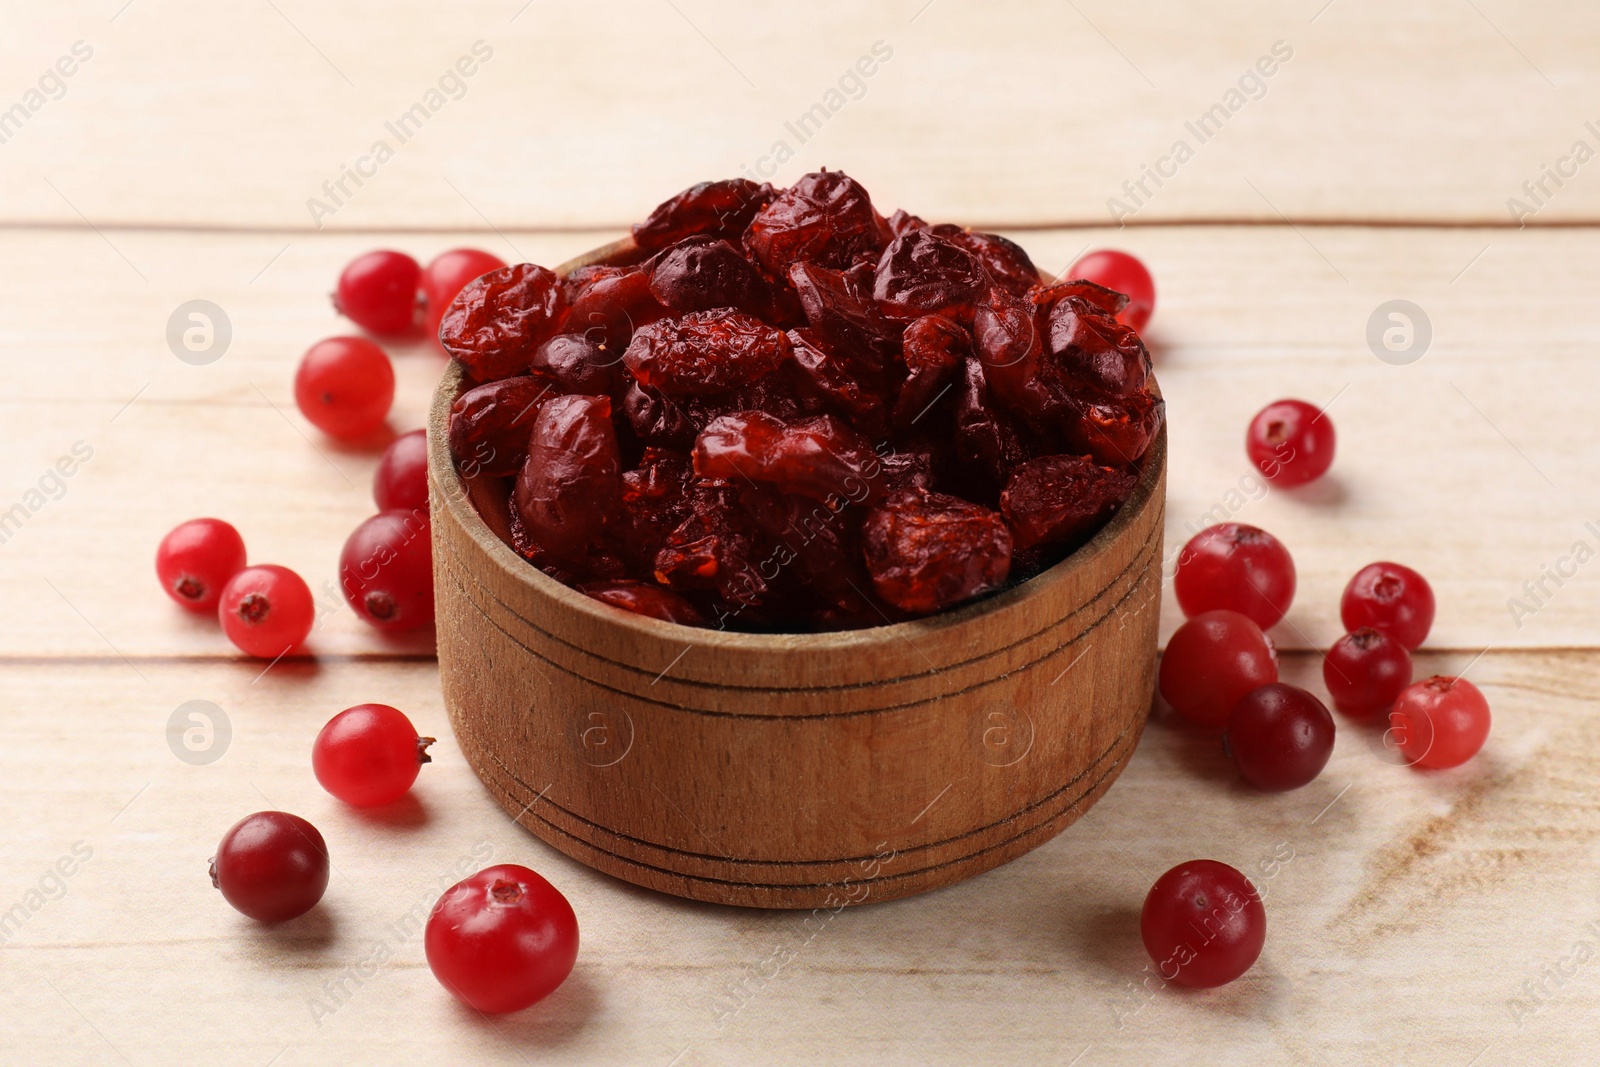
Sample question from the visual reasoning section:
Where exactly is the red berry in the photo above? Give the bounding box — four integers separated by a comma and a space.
425, 864, 579, 1014
1341, 561, 1435, 650
374, 429, 429, 512
1141, 860, 1265, 988
1246, 399, 1335, 487
334, 250, 421, 335
339, 509, 434, 631
156, 518, 247, 612
209, 811, 329, 923
1173, 523, 1295, 630
294, 337, 395, 440
313, 703, 435, 807
422, 248, 508, 345
1225, 683, 1335, 791
218, 564, 315, 659
1323, 628, 1413, 716
1389, 675, 1490, 769
1158, 610, 1278, 728
1066, 249, 1155, 332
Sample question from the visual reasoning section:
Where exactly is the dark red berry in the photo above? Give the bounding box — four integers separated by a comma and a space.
1141, 860, 1265, 988
339, 509, 435, 631
294, 337, 394, 440
425, 864, 579, 1014
439, 263, 565, 382
1225, 683, 1335, 791
422, 248, 507, 345
210, 811, 329, 923
313, 703, 435, 807
1246, 399, 1335, 487
218, 565, 314, 659
1173, 523, 1296, 630
579, 579, 706, 626
1389, 675, 1490, 769
1158, 610, 1278, 729
374, 429, 429, 513
1066, 249, 1155, 332
1341, 561, 1434, 650
862, 488, 1013, 613
156, 518, 247, 612
334, 250, 420, 335
1323, 628, 1413, 716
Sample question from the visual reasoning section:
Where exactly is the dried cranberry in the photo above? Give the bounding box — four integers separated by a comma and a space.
1000, 455, 1137, 549
894, 315, 967, 429
440, 264, 564, 382
647, 236, 771, 317
562, 267, 670, 360
787, 328, 888, 437
618, 448, 695, 567
694, 412, 883, 503
622, 382, 697, 448
931, 225, 1041, 297
886, 209, 929, 237
1035, 284, 1150, 396
513, 395, 622, 559
623, 309, 790, 396
1063, 390, 1165, 467
789, 261, 902, 387
745, 171, 890, 276
954, 357, 1029, 498
579, 579, 706, 625
531, 333, 622, 396
872, 230, 987, 320
653, 483, 768, 609
449, 375, 555, 478
633, 178, 776, 253
878, 450, 935, 494
739, 486, 878, 617
862, 488, 1012, 614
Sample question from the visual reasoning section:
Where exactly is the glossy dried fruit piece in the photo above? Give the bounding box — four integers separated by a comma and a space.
862, 488, 1012, 613
789, 261, 903, 387
1063, 390, 1165, 467
787, 328, 887, 438
648, 236, 771, 317
531, 332, 623, 397
579, 579, 706, 626
514, 395, 623, 559
746, 170, 890, 276
872, 230, 987, 320
440, 264, 565, 382
894, 315, 968, 429
932, 225, 1041, 298
449, 375, 555, 478
1034, 283, 1150, 396
1001, 455, 1137, 550
954, 357, 1030, 498
624, 309, 791, 396
694, 412, 884, 503
618, 448, 696, 567
654, 483, 769, 609
633, 178, 776, 252
739, 486, 879, 617
562, 266, 670, 360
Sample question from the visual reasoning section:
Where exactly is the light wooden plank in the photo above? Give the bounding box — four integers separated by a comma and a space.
4, 2, 1600, 228
2, 224, 1595, 658
1, 651, 1591, 1064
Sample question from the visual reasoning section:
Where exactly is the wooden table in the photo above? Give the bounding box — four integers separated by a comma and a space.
6, 2, 1599, 1062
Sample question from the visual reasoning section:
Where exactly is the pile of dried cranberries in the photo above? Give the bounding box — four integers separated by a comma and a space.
441, 171, 1164, 631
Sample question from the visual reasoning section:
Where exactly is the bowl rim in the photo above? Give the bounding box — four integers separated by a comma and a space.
426, 237, 1167, 653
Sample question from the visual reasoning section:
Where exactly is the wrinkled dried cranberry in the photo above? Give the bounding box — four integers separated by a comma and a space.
449, 375, 555, 478
1034, 284, 1149, 396
739, 486, 878, 617
878, 450, 934, 494
579, 579, 706, 625
621, 382, 696, 448
954, 357, 1029, 498
440, 264, 564, 382
618, 448, 695, 567
654, 483, 768, 609
787, 328, 888, 438
862, 488, 1013, 613
1063, 391, 1165, 467
886, 209, 929, 237
872, 230, 987, 320
789, 261, 902, 387
513, 395, 622, 559
530, 333, 622, 397
746, 171, 890, 276
694, 412, 884, 503
1001, 455, 1137, 549
647, 236, 771, 317
931, 225, 1041, 298
1035, 278, 1128, 318
895, 315, 967, 429
624, 309, 790, 396
633, 178, 776, 253
562, 267, 670, 360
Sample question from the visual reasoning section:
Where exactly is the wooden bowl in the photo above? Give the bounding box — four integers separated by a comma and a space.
427, 239, 1167, 910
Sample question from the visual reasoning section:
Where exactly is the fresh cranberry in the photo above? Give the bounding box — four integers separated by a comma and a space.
1066, 249, 1155, 332
374, 429, 429, 512
1141, 860, 1265, 988
1389, 675, 1490, 769
334, 250, 421, 335
294, 337, 395, 440
209, 811, 329, 923
1225, 683, 1335, 791
339, 509, 435, 631
425, 864, 579, 1014
1173, 523, 1295, 630
1246, 399, 1335, 487
1341, 561, 1435, 650
313, 703, 435, 807
422, 248, 507, 344
1158, 610, 1278, 729
156, 518, 247, 613
218, 564, 315, 659
1323, 628, 1413, 716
